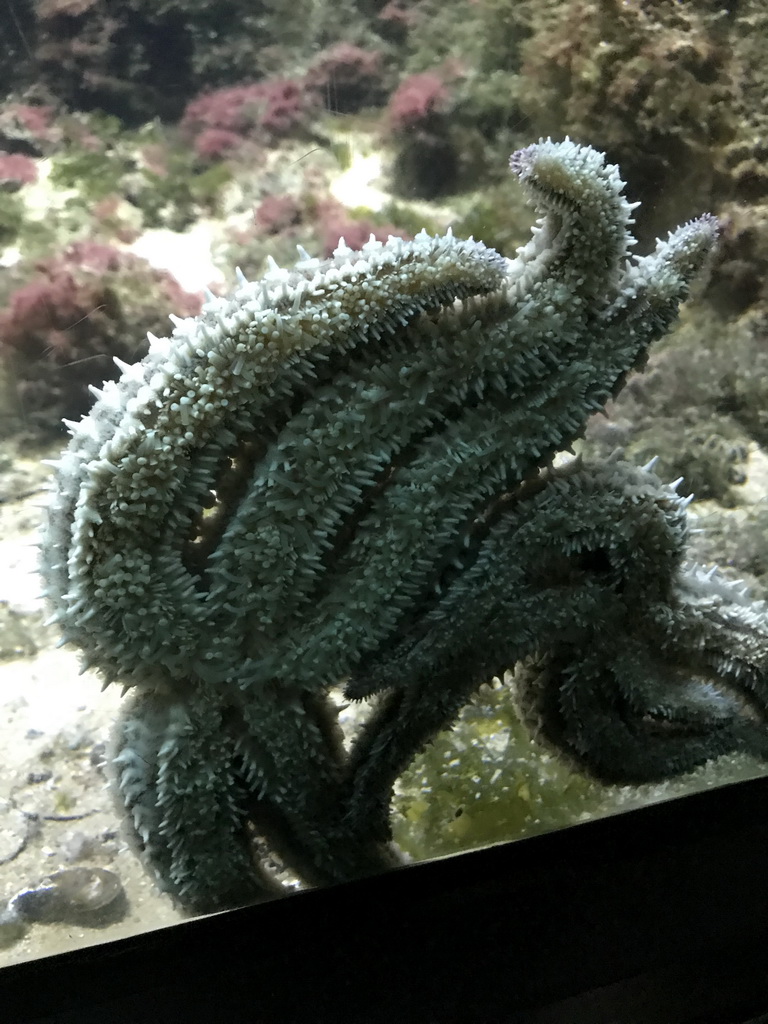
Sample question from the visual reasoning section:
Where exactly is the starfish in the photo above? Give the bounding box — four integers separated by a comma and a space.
40, 139, 761, 913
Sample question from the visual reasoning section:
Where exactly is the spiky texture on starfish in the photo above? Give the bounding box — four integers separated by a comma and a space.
40, 139, 763, 914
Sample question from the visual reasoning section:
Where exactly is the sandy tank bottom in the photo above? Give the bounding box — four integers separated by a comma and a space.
0, 442, 187, 967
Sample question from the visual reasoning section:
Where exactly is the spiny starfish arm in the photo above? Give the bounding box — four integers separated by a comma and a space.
513, 642, 768, 785
112, 685, 397, 907
111, 690, 282, 912
346, 458, 686, 699
600, 214, 721, 344
228, 687, 398, 886
631, 213, 722, 307
508, 137, 637, 299
344, 676, 481, 845
343, 458, 768, 837
514, 547, 768, 785
40, 232, 507, 688
660, 564, 768, 714
515, 564, 768, 785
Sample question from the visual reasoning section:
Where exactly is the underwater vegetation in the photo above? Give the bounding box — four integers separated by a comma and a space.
0, 242, 200, 437
38, 139, 768, 914
180, 79, 319, 162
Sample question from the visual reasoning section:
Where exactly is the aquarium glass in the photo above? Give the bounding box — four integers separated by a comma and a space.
1, 0, 768, 966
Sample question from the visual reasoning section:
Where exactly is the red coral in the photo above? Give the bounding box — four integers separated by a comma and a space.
193, 128, 243, 161
378, 1, 415, 27
255, 194, 302, 235
0, 152, 38, 186
91, 196, 140, 244
53, 240, 125, 275
182, 86, 255, 137
181, 78, 313, 160
1, 276, 85, 348
11, 104, 54, 139
388, 72, 448, 132
0, 243, 200, 435
259, 79, 307, 135
307, 44, 385, 113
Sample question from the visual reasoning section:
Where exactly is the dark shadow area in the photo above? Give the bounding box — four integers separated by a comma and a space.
3, 775, 768, 1023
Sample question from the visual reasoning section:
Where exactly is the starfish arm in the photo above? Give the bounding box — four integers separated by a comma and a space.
515, 523, 768, 784
508, 138, 637, 299
40, 232, 507, 689
229, 688, 400, 886
344, 458, 768, 834
113, 684, 397, 908
344, 670, 488, 844
664, 563, 768, 683
595, 214, 722, 374
513, 643, 768, 784
111, 689, 282, 912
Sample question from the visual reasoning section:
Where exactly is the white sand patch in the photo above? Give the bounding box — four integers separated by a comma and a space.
0, 246, 21, 269
329, 149, 388, 212
128, 221, 226, 293
21, 159, 76, 221
0, 536, 41, 617
0, 160, 76, 268
739, 443, 768, 506
0, 650, 122, 781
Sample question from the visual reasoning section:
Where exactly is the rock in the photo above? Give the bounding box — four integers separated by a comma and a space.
0, 905, 27, 948
10, 867, 126, 926
0, 800, 32, 863
58, 829, 97, 863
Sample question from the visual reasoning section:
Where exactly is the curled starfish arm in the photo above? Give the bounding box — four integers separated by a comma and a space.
508, 137, 637, 298
344, 459, 768, 839
515, 612, 768, 785
513, 538, 768, 783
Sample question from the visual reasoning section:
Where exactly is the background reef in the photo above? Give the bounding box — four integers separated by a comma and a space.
2, 0, 768, 956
